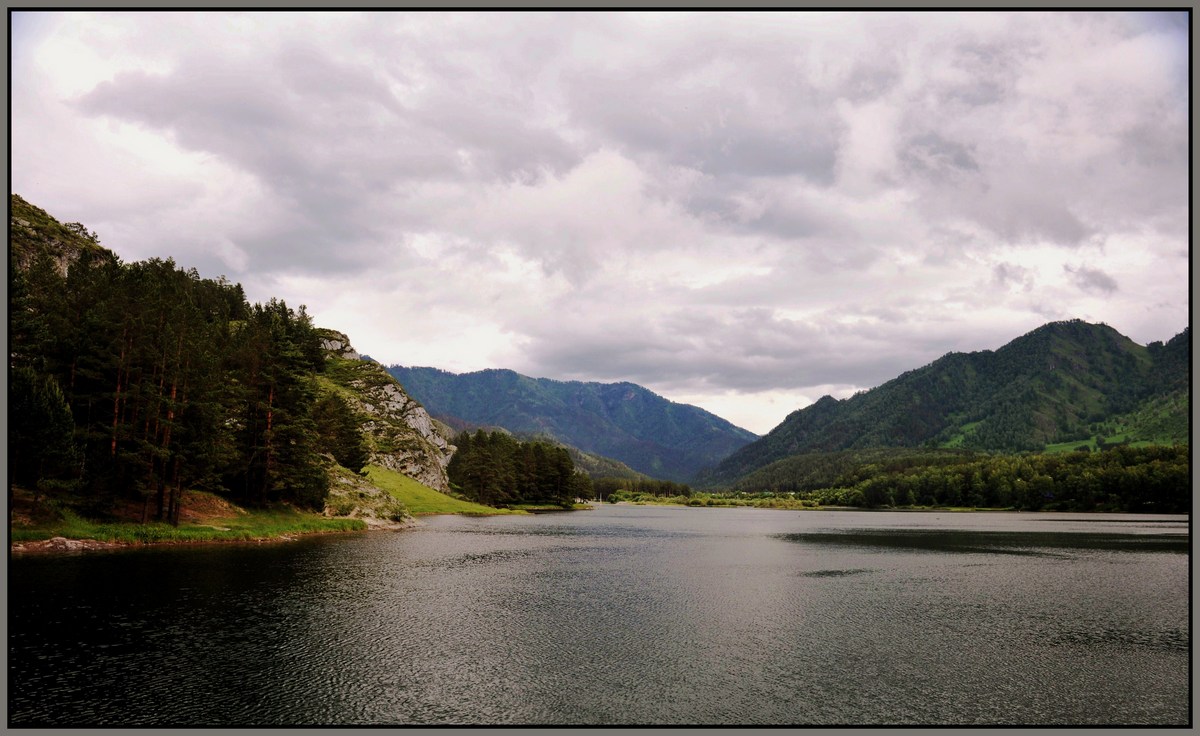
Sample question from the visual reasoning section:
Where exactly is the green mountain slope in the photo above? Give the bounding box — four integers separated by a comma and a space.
706, 320, 1189, 486
387, 366, 758, 483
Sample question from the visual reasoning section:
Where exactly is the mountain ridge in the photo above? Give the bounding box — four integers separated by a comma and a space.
705, 319, 1189, 486
428, 414, 649, 481
387, 365, 758, 483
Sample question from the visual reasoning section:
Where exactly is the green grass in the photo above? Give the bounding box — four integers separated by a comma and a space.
1043, 434, 1161, 455
1044, 390, 1190, 454
364, 465, 524, 515
940, 420, 981, 449
12, 465, 524, 546
11, 506, 366, 544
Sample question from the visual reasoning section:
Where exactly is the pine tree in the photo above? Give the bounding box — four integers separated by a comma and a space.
9, 366, 80, 502
313, 392, 370, 473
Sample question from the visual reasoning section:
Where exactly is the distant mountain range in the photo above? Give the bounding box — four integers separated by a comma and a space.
386, 366, 759, 483
705, 319, 1189, 486
390, 320, 1188, 487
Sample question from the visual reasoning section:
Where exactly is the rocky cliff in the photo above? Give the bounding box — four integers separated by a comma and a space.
11, 194, 112, 275
318, 330, 455, 493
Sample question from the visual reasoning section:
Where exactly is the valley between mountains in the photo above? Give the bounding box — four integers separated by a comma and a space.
10, 194, 1190, 550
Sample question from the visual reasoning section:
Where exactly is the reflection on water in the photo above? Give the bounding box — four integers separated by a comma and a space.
798, 567, 875, 577
8, 507, 1189, 726
776, 529, 1190, 555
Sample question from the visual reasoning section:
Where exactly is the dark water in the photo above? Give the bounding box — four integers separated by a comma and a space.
7, 506, 1190, 726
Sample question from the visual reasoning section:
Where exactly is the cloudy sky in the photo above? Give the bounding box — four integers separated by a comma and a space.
11, 11, 1190, 435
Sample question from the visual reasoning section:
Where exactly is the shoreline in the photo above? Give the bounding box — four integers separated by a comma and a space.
14, 504, 1186, 556
9, 517, 422, 557
596, 501, 1186, 515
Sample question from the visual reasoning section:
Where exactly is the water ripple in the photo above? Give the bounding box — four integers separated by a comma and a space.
8, 506, 1189, 726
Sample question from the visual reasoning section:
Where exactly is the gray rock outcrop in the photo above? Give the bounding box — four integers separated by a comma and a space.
320, 334, 362, 361
323, 462, 418, 528
318, 330, 455, 492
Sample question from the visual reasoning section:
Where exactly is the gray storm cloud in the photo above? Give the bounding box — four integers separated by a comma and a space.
1065, 265, 1119, 296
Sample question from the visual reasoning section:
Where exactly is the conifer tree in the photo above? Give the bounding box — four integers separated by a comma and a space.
313, 392, 370, 473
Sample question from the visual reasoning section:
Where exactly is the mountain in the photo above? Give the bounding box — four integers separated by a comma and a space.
387, 366, 758, 482
706, 320, 1189, 486
553, 441, 649, 481
415, 413, 649, 481
432, 415, 648, 481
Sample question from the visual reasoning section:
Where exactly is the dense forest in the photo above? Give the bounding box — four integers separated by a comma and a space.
734, 445, 1190, 513
447, 430, 592, 507
592, 476, 694, 499
10, 201, 369, 522
728, 447, 983, 494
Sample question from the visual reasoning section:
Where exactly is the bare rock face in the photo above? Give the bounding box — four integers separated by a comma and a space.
318, 330, 455, 492
355, 378, 455, 492
320, 333, 361, 361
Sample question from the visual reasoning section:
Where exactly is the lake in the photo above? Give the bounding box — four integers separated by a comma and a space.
7, 505, 1189, 726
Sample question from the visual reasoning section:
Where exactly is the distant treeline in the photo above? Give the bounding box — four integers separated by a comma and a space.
730, 445, 1189, 512
448, 430, 592, 507
11, 250, 367, 521
592, 477, 693, 498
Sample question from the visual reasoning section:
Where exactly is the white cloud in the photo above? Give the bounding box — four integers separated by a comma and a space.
10, 10, 1189, 436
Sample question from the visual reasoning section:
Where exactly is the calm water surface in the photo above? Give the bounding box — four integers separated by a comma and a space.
8, 506, 1189, 726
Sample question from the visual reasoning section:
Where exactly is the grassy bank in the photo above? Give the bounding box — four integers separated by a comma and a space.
364, 465, 525, 515
11, 503, 366, 545
11, 466, 524, 551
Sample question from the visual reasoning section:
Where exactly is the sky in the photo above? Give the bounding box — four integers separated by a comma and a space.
10, 11, 1190, 435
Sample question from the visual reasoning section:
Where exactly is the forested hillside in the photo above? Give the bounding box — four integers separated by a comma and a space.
712, 445, 1188, 513
707, 320, 1189, 485
388, 366, 758, 483
9, 195, 451, 524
